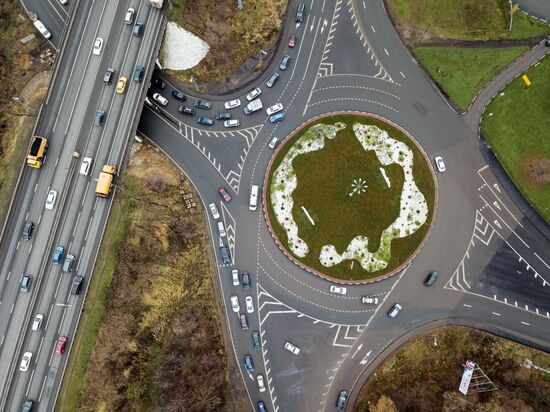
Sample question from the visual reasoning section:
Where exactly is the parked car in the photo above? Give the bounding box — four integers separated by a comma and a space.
178, 105, 195, 116
20, 275, 32, 293
284, 341, 300, 355
216, 112, 232, 120
197, 116, 214, 126
171, 89, 186, 101
269, 113, 285, 123
194, 99, 212, 109
242, 272, 251, 291
268, 137, 280, 149
230, 295, 240, 313
224, 99, 241, 109
116, 76, 128, 94
288, 33, 297, 48
232, 269, 240, 286
257, 401, 267, 412
52, 246, 64, 264
124, 7, 135, 24
133, 66, 145, 82
330, 285, 347, 295
424, 271, 438, 286
153, 77, 166, 89
387, 303, 402, 318
95, 110, 105, 126
208, 202, 220, 219
153, 93, 168, 106
220, 245, 231, 264
244, 355, 255, 374
80, 157, 93, 176
245, 296, 254, 313
55, 336, 67, 355
361, 296, 378, 304
295, 2, 306, 22
246, 87, 262, 102
92, 37, 103, 55
266, 72, 280, 88
434, 156, 446, 172
45, 190, 57, 210
252, 331, 261, 350
266, 103, 283, 116
336, 390, 348, 410
240, 313, 249, 331
219, 187, 232, 202
32, 314, 43, 331
104, 68, 115, 84
22, 222, 34, 241
257, 374, 266, 392
19, 352, 32, 372
63, 254, 76, 273
224, 119, 240, 128
279, 54, 291, 70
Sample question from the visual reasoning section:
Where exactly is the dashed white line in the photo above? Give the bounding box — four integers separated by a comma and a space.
400, 71, 405, 78
370, 25, 375, 32
384, 48, 389, 55
521, 321, 530, 326
463, 304, 472, 308
492, 312, 501, 316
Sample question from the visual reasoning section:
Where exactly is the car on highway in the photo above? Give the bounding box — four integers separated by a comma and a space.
95, 110, 105, 126
257, 374, 266, 392
257, 401, 267, 412
336, 390, 348, 410
178, 105, 195, 116
153, 93, 168, 106
133, 66, 145, 82
80, 157, 93, 176
45, 189, 57, 210
246, 87, 262, 101
171, 89, 186, 101
116, 76, 128, 94
32, 314, 43, 331
240, 313, 249, 331
55, 336, 67, 355
224, 99, 241, 109
22, 400, 34, 412
387, 303, 402, 318
232, 269, 240, 286
194, 99, 212, 109
284, 341, 300, 355
242, 272, 251, 291
245, 296, 254, 313
208, 202, 220, 219
124, 7, 135, 24
20, 275, 32, 293
133, 22, 145, 37
22, 221, 34, 241
269, 113, 285, 123
92, 37, 103, 55
288, 33, 297, 48
52, 246, 64, 264
268, 137, 280, 149
266, 72, 280, 88
224, 119, 240, 128
219, 187, 232, 202
330, 285, 347, 295
280, 54, 291, 70
63, 254, 76, 273
71, 275, 84, 295
244, 355, 255, 374
266, 103, 283, 116
252, 331, 261, 350
19, 352, 32, 372
216, 112, 232, 120
424, 271, 438, 286
104, 68, 115, 84
229, 295, 241, 313
295, 2, 306, 22
197, 116, 214, 126
434, 156, 446, 172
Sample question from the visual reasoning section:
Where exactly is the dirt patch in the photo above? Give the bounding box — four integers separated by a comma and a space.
523, 157, 550, 185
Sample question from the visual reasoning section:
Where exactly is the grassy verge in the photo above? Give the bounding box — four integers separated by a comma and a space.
354, 326, 550, 411
267, 115, 435, 280
414, 46, 528, 110
481, 55, 550, 222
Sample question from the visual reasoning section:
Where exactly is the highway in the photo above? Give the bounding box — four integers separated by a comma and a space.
1, 0, 548, 411
0, 1, 164, 410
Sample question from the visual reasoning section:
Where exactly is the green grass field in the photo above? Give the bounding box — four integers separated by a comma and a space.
415, 46, 528, 110
481, 55, 550, 223
267, 115, 435, 280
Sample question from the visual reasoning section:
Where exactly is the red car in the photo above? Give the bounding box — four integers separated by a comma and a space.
55, 336, 67, 355
219, 187, 232, 202
288, 33, 297, 48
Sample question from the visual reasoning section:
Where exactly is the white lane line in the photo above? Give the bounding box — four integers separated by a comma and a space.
384, 48, 389, 55
39, 375, 48, 401
26, 369, 35, 396
521, 321, 530, 326
370, 25, 375, 32
492, 312, 501, 316
463, 304, 472, 308
534, 252, 550, 270
400, 71, 405, 78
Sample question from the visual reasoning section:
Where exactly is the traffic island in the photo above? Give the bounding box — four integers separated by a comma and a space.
264, 113, 436, 282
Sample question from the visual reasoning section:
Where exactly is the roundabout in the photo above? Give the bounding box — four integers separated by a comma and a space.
265, 113, 436, 282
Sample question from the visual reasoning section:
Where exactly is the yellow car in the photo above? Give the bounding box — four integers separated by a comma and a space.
116, 76, 128, 94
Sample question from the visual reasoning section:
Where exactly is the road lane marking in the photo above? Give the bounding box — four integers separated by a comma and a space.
39, 375, 47, 401
534, 252, 550, 270
384, 48, 389, 55
521, 321, 530, 326
463, 304, 472, 307
26, 369, 35, 396
370, 25, 375, 32
492, 312, 501, 316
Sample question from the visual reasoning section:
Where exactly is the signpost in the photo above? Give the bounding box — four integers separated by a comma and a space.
459, 359, 475, 395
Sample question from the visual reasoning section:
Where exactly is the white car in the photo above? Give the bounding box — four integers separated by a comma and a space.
224, 119, 240, 128
246, 88, 261, 101
266, 103, 283, 116
153, 93, 168, 106
20, 352, 32, 372
387, 303, 402, 318
45, 190, 57, 210
268, 137, 280, 150
230, 295, 240, 313
208, 203, 220, 219
32, 314, 44, 331
224, 99, 241, 109
434, 156, 446, 172
330, 285, 347, 295
245, 296, 254, 313
124, 7, 135, 24
92, 37, 103, 55
231, 269, 240, 286
256, 374, 266, 392
361, 296, 378, 304
284, 341, 300, 355
80, 157, 93, 176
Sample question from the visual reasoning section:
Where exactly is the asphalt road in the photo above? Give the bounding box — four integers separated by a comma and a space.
21, 0, 72, 49
0, 1, 164, 410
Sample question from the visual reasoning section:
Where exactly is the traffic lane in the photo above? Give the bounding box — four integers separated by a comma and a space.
21, 0, 68, 49
518, 0, 550, 27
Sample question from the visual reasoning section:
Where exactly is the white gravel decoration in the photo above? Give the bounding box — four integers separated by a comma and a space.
270, 122, 347, 257
161, 22, 209, 70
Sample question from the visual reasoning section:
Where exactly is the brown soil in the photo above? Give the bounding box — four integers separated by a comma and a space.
523, 157, 550, 185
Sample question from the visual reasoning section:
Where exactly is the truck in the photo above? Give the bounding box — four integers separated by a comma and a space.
27, 136, 48, 168
149, 0, 164, 8
243, 99, 263, 115
95, 165, 117, 198
29, 12, 52, 39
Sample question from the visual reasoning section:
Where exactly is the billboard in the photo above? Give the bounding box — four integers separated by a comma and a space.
459, 359, 475, 395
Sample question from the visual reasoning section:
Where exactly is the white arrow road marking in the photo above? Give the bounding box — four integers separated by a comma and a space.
359, 350, 372, 365
351, 343, 363, 358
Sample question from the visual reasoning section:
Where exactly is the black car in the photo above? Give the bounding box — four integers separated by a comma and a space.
71, 275, 84, 295
194, 99, 212, 109
133, 22, 144, 37
242, 272, 251, 291
424, 271, 438, 286
215, 112, 232, 120
171, 89, 186, 101
220, 245, 231, 264
295, 3, 305, 22
336, 390, 348, 410
197, 116, 214, 126
103, 68, 115, 84
279, 54, 291, 70
22, 222, 34, 241
252, 331, 261, 350
178, 105, 195, 116
133, 66, 145, 82
546, 36, 550, 47
95, 110, 105, 126
153, 77, 166, 89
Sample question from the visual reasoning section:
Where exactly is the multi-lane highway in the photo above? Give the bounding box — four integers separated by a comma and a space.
1, 0, 549, 411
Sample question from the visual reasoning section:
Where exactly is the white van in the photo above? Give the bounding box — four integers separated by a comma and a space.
33, 20, 52, 39
217, 221, 226, 237
249, 185, 259, 211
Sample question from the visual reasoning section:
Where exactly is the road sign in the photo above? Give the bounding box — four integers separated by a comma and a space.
459, 359, 475, 395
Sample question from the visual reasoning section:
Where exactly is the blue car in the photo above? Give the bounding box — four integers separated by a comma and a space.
244, 355, 254, 374
197, 116, 214, 126
269, 113, 285, 123
257, 401, 267, 412
53, 246, 64, 264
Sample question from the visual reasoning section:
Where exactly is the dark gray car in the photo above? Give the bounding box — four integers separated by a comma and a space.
71, 276, 84, 295
194, 99, 212, 110
22, 222, 34, 241
20, 275, 32, 293
242, 272, 251, 291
